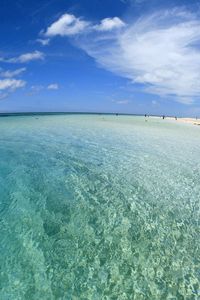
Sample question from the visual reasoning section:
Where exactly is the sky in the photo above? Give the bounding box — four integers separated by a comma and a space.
0, 0, 200, 116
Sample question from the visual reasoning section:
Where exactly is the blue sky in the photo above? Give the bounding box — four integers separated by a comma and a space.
0, 0, 200, 116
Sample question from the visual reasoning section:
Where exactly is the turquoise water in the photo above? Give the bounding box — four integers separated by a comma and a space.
0, 114, 199, 300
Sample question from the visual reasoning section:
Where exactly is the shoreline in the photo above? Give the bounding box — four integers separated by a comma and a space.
0, 112, 199, 126
166, 117, 200, 126
149, 116, 200, 125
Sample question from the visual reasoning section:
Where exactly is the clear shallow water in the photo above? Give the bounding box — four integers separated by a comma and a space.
0, 114, 199, 300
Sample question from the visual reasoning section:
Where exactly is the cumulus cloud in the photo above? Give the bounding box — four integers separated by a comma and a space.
45, 14, 89, 37
0, 69, 26, 99
0, 67, 26, 78
43, 14, 125, 37
47, 83, 59, 90
6, 51, 44, 63
94, 17, 125, 31
0, 79, 26, 90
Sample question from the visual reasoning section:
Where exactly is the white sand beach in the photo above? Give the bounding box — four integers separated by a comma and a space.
167, 117, 200, 125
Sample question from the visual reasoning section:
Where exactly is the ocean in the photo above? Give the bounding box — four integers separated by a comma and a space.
0, 114, 199, 299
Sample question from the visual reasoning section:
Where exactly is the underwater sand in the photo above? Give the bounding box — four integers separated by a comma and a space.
0, 114, 199, 299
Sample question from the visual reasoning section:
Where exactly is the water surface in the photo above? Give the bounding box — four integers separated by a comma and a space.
0, 115, 199, 299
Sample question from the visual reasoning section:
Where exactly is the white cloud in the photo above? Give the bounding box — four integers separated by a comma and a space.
41, 9, 200, 104
94, 17, 125, 31
43, 14, 125, 37
45, 14, 89, 37
29, 84, 59, 95
0, 79, 26, 90
175, 97, 193, 105
113, 99, 131, 104
47, 83, 59, 90
36, 38, 50, 46
0, 67, 26, 78
7, 51, 44, 63
76, 9, 200, 104
120, 0, 150, 4
31, 85, 44, 92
